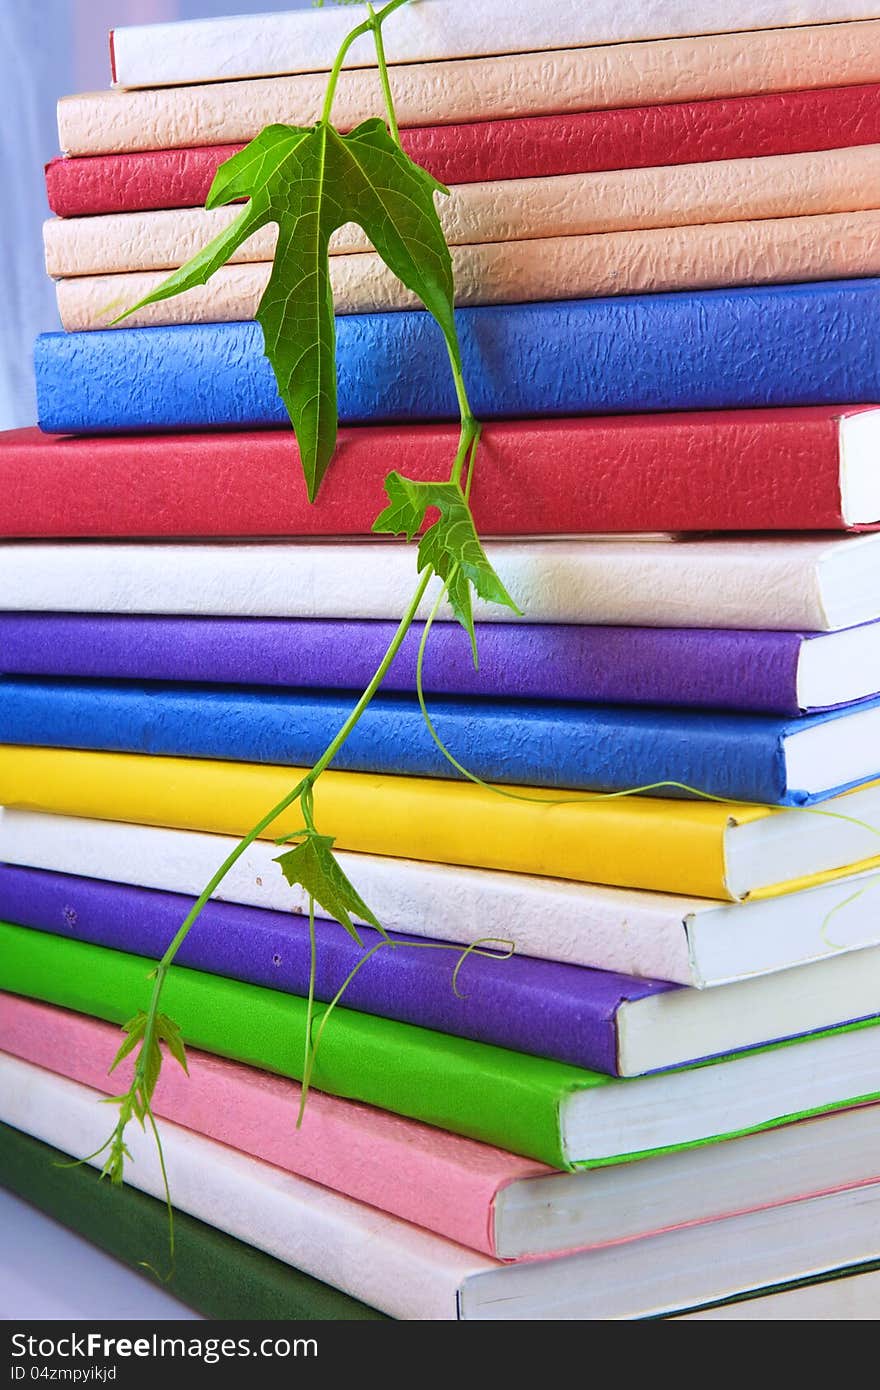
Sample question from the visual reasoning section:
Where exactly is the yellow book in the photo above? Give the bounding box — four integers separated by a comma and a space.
1, 745, 879, 901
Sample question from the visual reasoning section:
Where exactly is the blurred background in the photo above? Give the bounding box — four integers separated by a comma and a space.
0, 0, 314, 430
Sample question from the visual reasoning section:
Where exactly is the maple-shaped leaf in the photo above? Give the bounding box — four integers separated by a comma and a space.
373, 472, 521, 661
115, 119, 458, 501
275, 830, 384, 945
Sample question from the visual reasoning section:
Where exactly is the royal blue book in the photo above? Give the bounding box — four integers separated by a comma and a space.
34, 280, 880, 433
2, 677, 879, 805
2, 864, 876, 1078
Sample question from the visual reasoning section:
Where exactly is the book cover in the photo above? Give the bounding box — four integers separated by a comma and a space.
2, 676, 878, 805
8, 995, 880, 1264
110, 0, 878, 88
0, 864, 676, 1074
3, 923, 879, 1168
3, 534, 879, 632
2, 744, 880, 902
53, 212, 880, 333
0, 613, 863, 714
5, 866, 880, 1077
0, 1120, 385, 1320
7, 1053, 880, 1320
59, 23, 880, 157
6, 809, 880, 987
45, 147, 880, 276
7, 409, 878, 538
35, 282, 880, 433
46, 85, 880, 217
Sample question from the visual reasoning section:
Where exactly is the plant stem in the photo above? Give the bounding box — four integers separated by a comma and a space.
321, 0, 410, 125
369, 3, 401, 146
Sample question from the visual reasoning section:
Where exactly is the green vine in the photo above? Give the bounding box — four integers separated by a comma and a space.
89, 0, 521, 1249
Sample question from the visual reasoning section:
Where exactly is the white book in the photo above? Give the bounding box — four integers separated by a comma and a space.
1, 536, 878, 631
6, 809, 880, 987
5, 1054, 880, 1320
109, 1, 880, 89
46, 147, 880, 278
2, 535, 880, 629
676, 1269, 880, 1320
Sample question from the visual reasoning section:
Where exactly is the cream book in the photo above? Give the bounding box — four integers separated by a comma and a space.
43, 147, 880, 277
58, 22, 880, 157
110, 1, 880, 88
53, 211, 880, 331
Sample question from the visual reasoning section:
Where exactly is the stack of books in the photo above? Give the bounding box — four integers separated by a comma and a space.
2, 0, 880, 1320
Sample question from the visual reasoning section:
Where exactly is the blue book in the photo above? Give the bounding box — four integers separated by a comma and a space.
35, 280, 880, 433
2, 677, 878, 805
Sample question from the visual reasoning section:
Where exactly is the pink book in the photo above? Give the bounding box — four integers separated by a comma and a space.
4, 992, 879, 1262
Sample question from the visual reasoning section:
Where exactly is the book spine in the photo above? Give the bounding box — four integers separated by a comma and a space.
46, 148, 880, 276
0, 992, 538, 1255
0, 923, 581, 1167
0, 1055, 477, 1320
0, 1120, 385, 1320
0, 811, 699, 984
109, 2, 880, 88
34, 281, 880, 433
0, 866, 656, 1074
52, 214, 880, 335
0, 538, 839, 631
45, 85, 880, 217
0, 677, 801, 805
0, 744, 746, 900
59, 23, 880, 157
0, 615, 809, 713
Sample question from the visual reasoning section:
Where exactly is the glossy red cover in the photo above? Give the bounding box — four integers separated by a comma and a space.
1, 409, 873, 538
45, 83, 880, 217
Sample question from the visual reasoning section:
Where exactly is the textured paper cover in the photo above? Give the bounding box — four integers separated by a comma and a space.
0, 1121, 383, 1320
35, 281, 880, 432
44, 147, 880, 278
8, 811, 880, 988
4, 409, 873, 539
0, 1054, 481, 1320
0, 612, 847, 715
59, 23, 880, 156
46, 86, 880, 218
7, 1058, 880, 1320
110, 1, 880, 88
0, 993, 544, 1257
54, 212, 880, 331
4, 676, 878, 806
0, 809, 701, 983
0, 535, 872, 631
3, 928, 880, 1173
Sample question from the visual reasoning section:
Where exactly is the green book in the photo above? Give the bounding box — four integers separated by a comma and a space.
2, 920, 880, 1169
0, 1120, 385, 1320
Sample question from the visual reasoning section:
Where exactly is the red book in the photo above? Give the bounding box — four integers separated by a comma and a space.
45, 83, 880, 218
2, 410, 878, 539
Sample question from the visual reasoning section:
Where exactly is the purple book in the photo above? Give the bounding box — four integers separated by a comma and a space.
0, 613, 876, 713
0, 863, 674, 1076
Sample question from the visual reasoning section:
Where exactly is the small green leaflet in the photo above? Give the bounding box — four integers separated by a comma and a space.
275, 830, 385, 945
114, 119, 459, 501
373, 472, 521, 661
108, 1010, 189, 1127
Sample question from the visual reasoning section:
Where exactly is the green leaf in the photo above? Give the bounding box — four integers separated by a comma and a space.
156, 1014, 189, 1075
373, 471, 521, 660
116, 119, 458, 501
275, 832, 385, 945
108, 1012, 147, 1073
